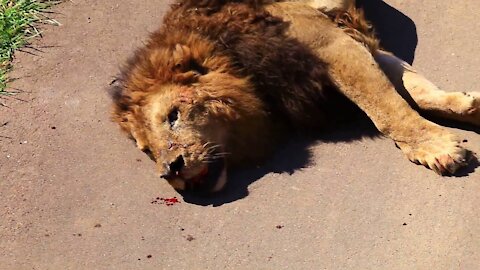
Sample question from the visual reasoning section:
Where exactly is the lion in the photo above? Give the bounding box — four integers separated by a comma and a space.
110, 0, 480, 193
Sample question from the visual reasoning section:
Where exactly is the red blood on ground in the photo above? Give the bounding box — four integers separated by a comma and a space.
151, 197, 181, 206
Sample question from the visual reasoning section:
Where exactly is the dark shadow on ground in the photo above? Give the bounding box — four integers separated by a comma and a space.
427, 116, 480, 135
357, 0, 418, 64
181, 116, 380, 207
181, 137, 315, 206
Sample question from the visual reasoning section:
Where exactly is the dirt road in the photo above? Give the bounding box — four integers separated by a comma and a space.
1, 1, 479, 269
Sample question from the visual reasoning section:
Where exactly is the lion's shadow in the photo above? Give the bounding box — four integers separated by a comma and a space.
180, 0, 479, 206
357, 0, 418, 64
182, 117, 479, 207
181, 118, 380, 206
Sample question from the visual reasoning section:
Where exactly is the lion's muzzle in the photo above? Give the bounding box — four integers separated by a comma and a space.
161, 156, 227, 194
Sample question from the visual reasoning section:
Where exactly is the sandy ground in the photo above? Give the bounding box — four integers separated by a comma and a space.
1, 1, 479, 269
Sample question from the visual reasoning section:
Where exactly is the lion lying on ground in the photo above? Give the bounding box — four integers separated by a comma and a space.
110, 0, 480, 193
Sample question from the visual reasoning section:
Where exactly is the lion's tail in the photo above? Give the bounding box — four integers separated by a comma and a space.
324, 6, 380, 53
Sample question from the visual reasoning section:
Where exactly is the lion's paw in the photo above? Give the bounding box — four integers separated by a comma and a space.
396, 131, 469, 175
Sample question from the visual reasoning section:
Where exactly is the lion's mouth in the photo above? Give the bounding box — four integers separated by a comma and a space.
167, 158, 227, 193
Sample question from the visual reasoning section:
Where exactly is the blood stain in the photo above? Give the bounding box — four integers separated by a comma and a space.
151, 197, 181, 206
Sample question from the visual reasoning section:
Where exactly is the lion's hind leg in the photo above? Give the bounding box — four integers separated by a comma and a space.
267, 2, 470, 175
375, 50, 480, 127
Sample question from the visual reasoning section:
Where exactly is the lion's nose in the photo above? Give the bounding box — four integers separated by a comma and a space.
160, 155, 185, 179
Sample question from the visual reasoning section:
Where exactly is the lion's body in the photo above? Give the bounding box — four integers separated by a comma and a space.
112, 1, 356, 166
111, 0, 480, 192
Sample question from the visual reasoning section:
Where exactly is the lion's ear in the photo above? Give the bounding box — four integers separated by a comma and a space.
172, 44, 192, 71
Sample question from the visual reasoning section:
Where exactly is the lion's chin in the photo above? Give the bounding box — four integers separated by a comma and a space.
167, 158, 227, 194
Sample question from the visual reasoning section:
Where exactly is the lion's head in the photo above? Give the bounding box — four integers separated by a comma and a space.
112, 38, 275, 193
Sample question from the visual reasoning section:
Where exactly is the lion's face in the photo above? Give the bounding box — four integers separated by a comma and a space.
140, 83, 230, 193
113, 40, 277, 194
118, 68, 274, 193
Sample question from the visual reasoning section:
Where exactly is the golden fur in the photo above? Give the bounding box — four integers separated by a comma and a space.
110, 0, 480, 193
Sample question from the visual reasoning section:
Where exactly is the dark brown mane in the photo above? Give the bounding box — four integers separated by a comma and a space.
164, 3, 345, 128
111, 1, 379, 132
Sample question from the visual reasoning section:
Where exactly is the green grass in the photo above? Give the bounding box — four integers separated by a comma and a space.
0, 0, 60, 95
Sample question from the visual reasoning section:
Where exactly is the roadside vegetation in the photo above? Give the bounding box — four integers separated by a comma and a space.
0, 0, 60, 95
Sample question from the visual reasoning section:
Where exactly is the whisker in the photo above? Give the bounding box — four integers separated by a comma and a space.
212, 152, 231, 156
202, 155, 223, 162
206, 144, 222, 151
202, 142, 215, 148
201, 160, 216, 164
203, 155, 221, 160
201, 142, 227, 164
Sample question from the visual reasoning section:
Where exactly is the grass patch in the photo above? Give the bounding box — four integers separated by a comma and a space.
0, 0, 60, 95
